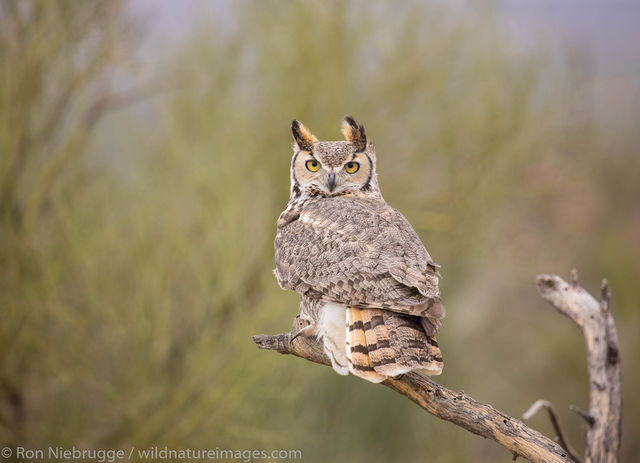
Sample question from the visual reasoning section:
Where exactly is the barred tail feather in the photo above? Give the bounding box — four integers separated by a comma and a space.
383, 310, 443, 376
346, 307, 443, 383
346, 307, 386, 383
417, 335, 444, 376
361, 308, 412, 377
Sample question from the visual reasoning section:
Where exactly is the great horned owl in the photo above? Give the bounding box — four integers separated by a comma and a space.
274, 116, 445, 383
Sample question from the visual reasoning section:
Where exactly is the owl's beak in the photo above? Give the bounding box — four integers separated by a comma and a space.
327, 173, 336, 192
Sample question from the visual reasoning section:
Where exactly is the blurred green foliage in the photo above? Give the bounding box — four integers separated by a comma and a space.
1, 1, 639, 462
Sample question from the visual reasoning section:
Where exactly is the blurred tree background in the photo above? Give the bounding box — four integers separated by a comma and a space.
1, 1, 638, 461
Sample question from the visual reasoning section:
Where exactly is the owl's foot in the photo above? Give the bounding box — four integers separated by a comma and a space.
290, 314, 313, 343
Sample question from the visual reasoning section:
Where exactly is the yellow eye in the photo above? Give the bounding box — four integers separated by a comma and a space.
345, 162, 360, 174
305, 159, 321, 172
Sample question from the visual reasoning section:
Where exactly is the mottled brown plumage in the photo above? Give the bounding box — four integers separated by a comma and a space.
275, 117, 444, 382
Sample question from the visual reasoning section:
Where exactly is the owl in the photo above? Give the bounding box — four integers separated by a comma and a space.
274, 116, 445, 383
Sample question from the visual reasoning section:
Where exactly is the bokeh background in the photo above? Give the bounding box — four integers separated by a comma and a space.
1, 1, 639, 461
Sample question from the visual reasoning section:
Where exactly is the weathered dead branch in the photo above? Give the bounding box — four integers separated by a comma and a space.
535, 273, 622, 463
254, 272, 622, 462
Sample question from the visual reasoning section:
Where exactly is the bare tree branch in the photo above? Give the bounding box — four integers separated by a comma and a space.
536, 273, 622, 463
569, 405, 595, 427
253, 333, 573, 462
254, 273, 622, 462
523, 400, 582, 463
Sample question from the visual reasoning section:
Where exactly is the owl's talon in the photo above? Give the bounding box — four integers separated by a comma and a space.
290, 314, 312, 343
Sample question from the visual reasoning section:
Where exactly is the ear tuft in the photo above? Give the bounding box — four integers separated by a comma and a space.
341, 116, 367, 152
291, 120, 317, 152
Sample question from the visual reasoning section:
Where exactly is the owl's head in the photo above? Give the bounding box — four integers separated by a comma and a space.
288, 116, 380, 199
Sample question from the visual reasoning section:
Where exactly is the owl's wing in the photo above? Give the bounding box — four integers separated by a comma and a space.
274, 196, 444, 329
